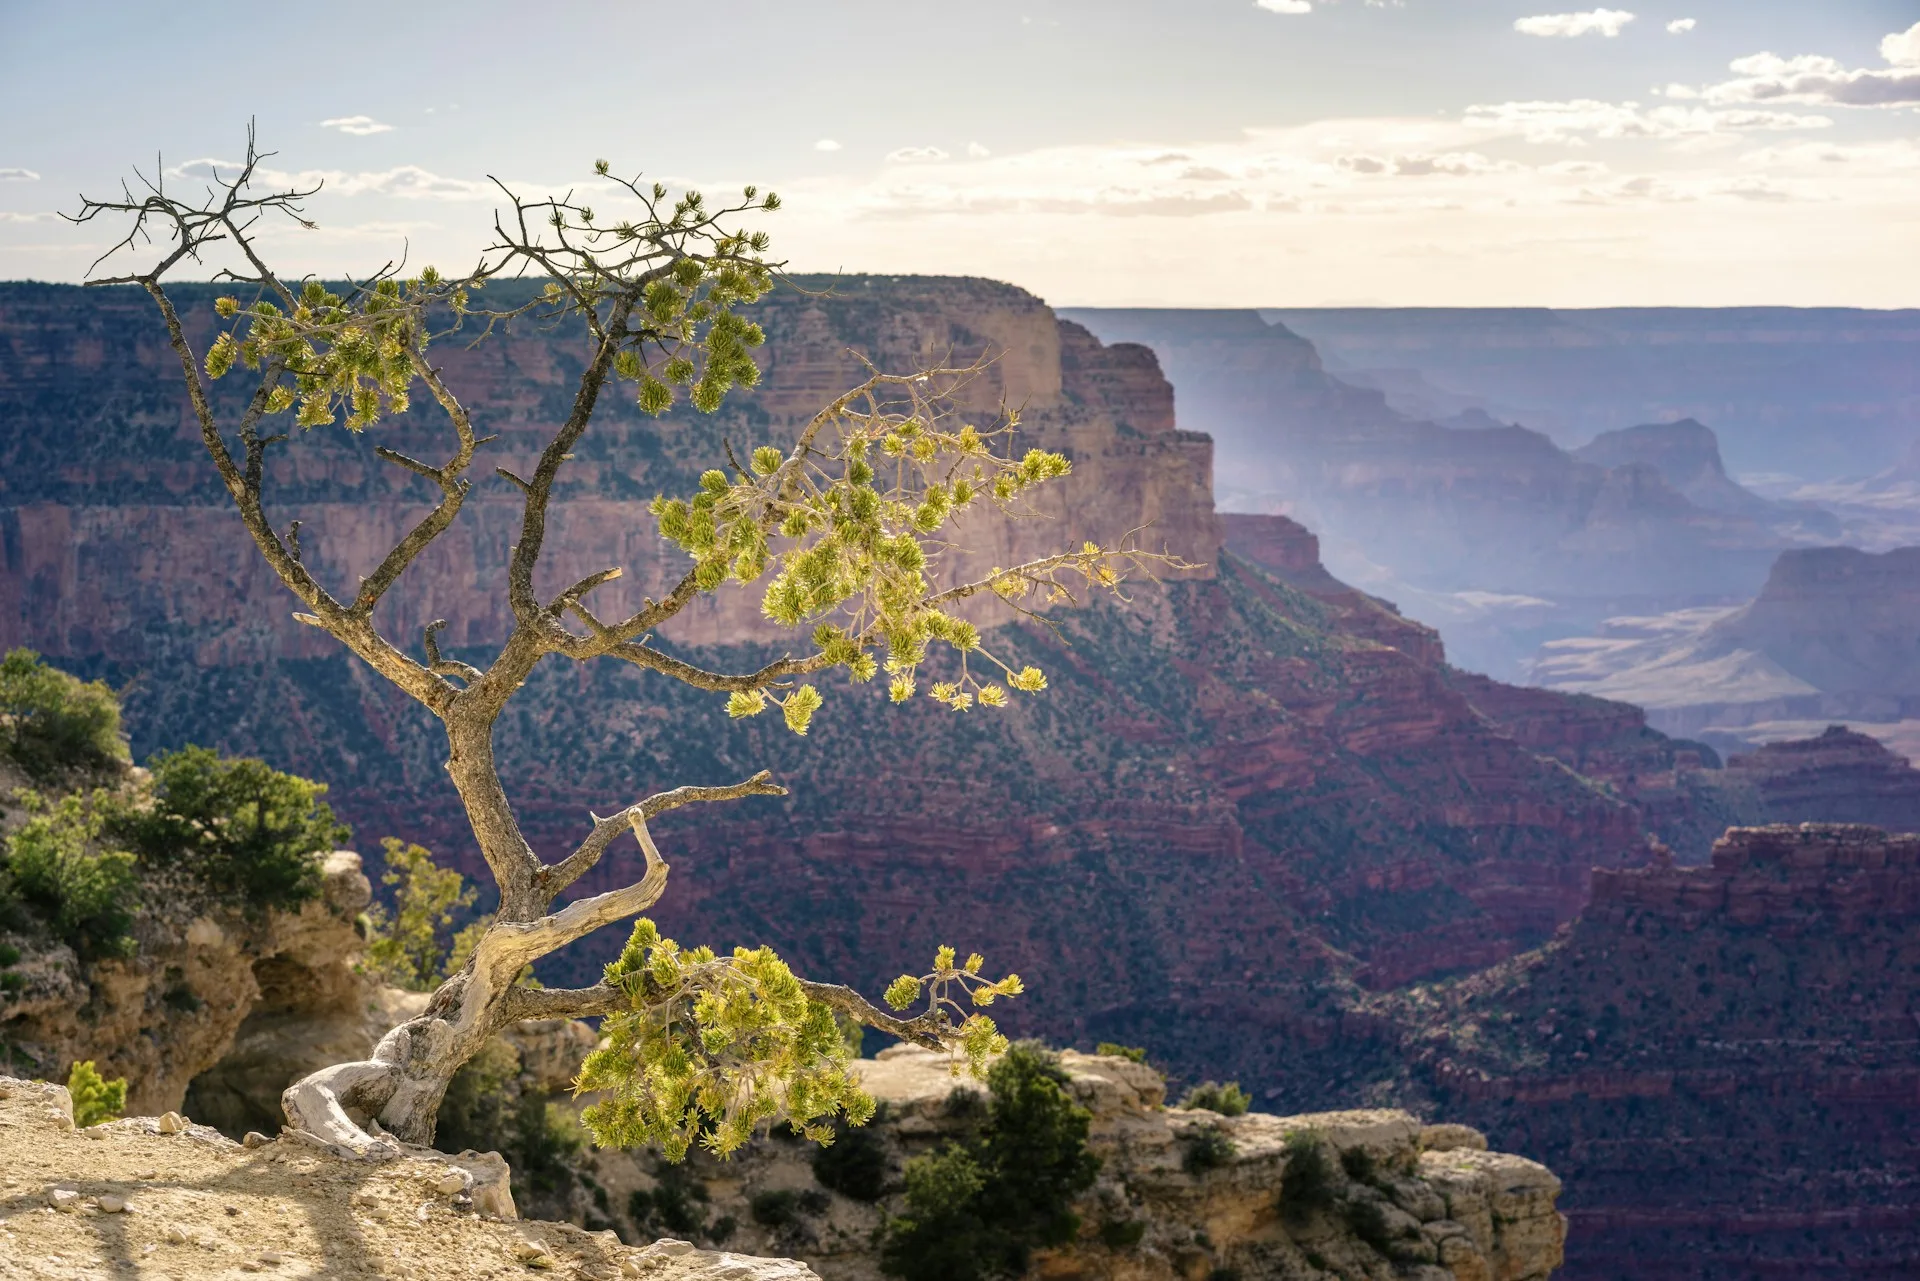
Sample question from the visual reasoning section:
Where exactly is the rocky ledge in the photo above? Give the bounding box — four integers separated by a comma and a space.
633, 1046, 1565, 1281
0, 1075, 814, 1281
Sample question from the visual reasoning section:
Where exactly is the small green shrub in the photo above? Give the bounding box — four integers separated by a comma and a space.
114, 746, 346, 912
750, 1189, 802, 1227
67, 1059, 127, 1127
1181, 1123, 1238, 1174
4, 791, 139, 957
1279, 1131, 1336, 1221
629, 1158, 715, 1239
1179, 1080, 1251, 1116
1095, 1042, 1148, 1063
880, 1044, 1101, 1281
811, 1105, 891, 1201
748, 1187, 827, 1228
1098, 1218, 1147, 1249
0, 650, 127, 782
1346, 1198, 1398, 1254
364, 838, 476, 990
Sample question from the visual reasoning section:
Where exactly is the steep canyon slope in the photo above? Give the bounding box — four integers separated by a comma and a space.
1, 277, 1655, 1105
1387, 824, 1920, 1279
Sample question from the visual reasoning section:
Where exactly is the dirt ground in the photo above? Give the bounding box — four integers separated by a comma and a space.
0, 1077, 814, 1281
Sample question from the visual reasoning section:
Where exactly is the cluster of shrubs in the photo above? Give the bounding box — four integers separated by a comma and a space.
0, 651, 347, 961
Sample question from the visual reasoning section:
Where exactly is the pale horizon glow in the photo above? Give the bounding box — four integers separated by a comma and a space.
1, 1, 1915, 308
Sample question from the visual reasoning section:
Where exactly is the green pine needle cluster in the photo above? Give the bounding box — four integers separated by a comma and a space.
883, 945, 1023, 1078
204, 172, 782, 436
577, 919, 876, 1160
651, 395, 1131, 732
208, 277, 425, 431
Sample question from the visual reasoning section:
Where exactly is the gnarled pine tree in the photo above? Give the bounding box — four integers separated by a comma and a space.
69, 131, 1165, 1158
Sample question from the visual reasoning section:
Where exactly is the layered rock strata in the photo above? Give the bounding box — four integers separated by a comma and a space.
0, 277, 1655, 1101
1403, 824, 1920, 1279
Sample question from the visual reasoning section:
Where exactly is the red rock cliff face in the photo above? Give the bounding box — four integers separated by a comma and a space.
0, 279, 1217, 661
2, 277, 1650, 1105
1416, 824, 1920, 1279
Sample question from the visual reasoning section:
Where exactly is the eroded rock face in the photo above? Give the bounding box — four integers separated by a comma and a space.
1725, 725, 1920, 834
0, 1075, 815, 1280
581, 1046, 1564, 1281
1, 850, 376, 1119
0, 276, 1661, 1104
1410, 824, 1920, 1279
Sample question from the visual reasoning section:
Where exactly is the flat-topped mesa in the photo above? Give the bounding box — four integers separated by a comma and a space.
1588, 822, 1920, 927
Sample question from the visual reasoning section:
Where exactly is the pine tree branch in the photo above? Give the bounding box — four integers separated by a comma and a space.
540, 769, 787, 897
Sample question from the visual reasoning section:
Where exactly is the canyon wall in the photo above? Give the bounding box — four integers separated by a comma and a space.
1263, 307, 1920, 482
1404, 824, 1920, 1279
1062, 309, 1811, 678
0, 278, 1651, 1108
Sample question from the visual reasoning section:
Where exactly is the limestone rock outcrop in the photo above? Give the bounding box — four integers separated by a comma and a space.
1, 849, 378, 1120
577, 1046, 1564, 1281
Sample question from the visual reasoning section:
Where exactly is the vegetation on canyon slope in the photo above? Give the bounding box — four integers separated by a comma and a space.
1, 650, 346, 962
67, 129, 1172, 1170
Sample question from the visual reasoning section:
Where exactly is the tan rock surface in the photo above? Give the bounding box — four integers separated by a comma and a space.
2, 851, 377, 1120
0, 1076, 815, 1281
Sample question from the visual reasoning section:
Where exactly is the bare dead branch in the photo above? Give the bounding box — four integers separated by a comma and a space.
541, 769, 788, 896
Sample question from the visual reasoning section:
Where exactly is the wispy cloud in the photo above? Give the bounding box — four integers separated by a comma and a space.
886, 146, 950, 163
1679, 22, 1920, 108
1666, 18, 1695, 34
1465, 98, 1830, 142
169, 158, 495, 200
815, 139, 843, 152
0, 168, 39, 182
1255, 0, 1313, 13
0, 211, 55, 222
319, 115, 396, 136
1515, 9, 1636, 38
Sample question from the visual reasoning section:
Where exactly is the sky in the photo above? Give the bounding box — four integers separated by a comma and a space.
2, 0, 1916, 306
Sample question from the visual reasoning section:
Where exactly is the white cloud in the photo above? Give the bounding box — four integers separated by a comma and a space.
814, 139, 842, 152
0, 211, 54, 222
1666, 18, 1695, 34
1684, 24, 1920, 108
319, 115, 396, 136
0, 168, 38, 181
1464, 98, 1829, 142
170, 158, 494, 200
1883, 21, 1920, 67
1701, 52, 1920, 107
967, 141, 992, 158
885, 146, 950, 163
1515, 9, 1636, 38
1255, 0, 1313, 13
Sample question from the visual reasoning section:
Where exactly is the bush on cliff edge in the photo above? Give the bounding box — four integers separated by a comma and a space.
0, 649, 127, 783
880, 1043, 1101, 1281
